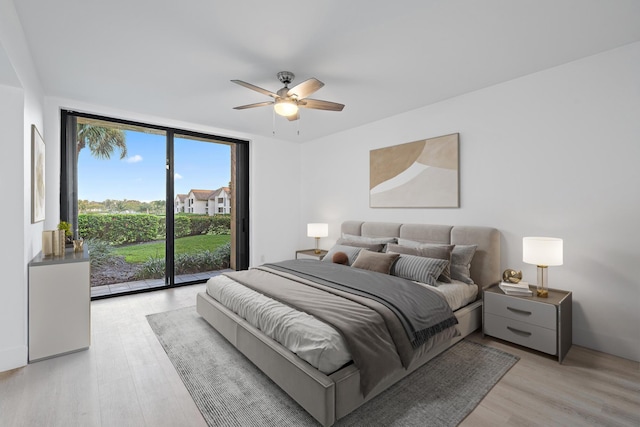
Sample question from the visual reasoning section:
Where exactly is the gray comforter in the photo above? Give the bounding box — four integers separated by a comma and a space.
224, 260, 458, 396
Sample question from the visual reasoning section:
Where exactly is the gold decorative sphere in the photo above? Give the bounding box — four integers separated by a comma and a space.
502, 269, 522, 283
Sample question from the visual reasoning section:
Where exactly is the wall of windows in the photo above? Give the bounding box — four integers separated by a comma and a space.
60, 111, 249, 298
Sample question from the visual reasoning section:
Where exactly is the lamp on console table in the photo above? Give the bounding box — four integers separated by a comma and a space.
307, 223, 328, 254
523, 236, 563, 298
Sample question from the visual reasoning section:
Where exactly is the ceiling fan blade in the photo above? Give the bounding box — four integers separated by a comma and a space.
231, 80, 279, 98
233, 101, 274, 110
299, 98, 345, 111
287, 78, 324, 99
286, 111, 300, 121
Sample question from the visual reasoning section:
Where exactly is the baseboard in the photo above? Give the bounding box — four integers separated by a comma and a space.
0, 345, 28, 373
574, 328, 639, 363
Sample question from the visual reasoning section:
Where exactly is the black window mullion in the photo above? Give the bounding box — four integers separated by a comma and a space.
235, 142, 250, 270
166, 130, 175, 286
60, 111, 78, 235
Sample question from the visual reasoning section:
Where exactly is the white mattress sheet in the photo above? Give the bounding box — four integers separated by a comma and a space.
424, 280, 478, 311
207, 274, 351, 374
205, 274, 477, 374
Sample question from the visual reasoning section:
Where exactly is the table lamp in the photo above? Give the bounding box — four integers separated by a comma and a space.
523, 236, 563, 298
307, 223, 328, 254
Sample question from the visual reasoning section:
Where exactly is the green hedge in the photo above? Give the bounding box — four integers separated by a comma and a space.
162, 215, 191, 238
188, 215, 214, 235
78, 213, 231, 245
78, 214, 159, 245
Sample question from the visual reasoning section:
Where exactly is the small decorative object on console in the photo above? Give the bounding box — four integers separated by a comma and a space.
502, 269, 522, 283
498, 281, 532, 296
73, 239, 84, 252
57, 221, 73, 245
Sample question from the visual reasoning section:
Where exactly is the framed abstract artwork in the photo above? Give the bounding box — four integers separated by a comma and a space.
370, 133, 459, 208
31, 125, 45, 223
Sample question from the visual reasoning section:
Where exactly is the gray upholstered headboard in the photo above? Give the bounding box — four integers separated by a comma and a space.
341, 221, 501, 290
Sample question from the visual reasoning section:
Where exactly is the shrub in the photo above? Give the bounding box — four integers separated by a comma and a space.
134, 242, 231, 280
173, 215, 191, 238
212, 214, 231, 229
79, 214, 159, 245
188, 215, 215, 235
206, 215, 231, 235
84, 238, 116, 268
207, 224, 230, 235
134, 256, 165, 280
78, 213, 231, 243
210, 242, 231, 268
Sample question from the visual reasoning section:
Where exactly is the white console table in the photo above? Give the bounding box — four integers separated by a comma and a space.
28, 246, 90, 362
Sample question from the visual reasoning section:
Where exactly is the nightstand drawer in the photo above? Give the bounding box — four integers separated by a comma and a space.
484, 313, 557, 355
484, 291, 556, 330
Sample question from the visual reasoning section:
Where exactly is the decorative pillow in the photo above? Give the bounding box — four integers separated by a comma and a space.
332, 251, 349, 265
386, 243, 453, 283
335, 238, 385, 252
390, 254, 449, 287
351, 250, 399, 274
341, 234, 398, 245
397, 239, 477, 284
322, 244, 364, 266
449, 245, 477, 284
397, 238, 432, 248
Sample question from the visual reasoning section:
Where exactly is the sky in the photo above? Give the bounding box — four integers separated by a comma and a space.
78, 130, 231, 202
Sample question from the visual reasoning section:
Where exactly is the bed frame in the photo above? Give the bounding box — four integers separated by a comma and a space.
196, 221, 500, 426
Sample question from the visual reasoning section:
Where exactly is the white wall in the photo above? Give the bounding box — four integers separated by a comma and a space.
0, 84, 28, 371
300, 42, 640, 362
0, 0, 45, 372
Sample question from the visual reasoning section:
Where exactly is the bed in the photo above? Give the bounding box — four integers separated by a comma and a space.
196, 220, 501, 426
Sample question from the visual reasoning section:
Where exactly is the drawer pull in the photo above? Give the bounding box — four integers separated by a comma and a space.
507, 306, 532, 316
507, 326, 532, 337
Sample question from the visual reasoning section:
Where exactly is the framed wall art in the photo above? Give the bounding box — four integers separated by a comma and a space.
31, 124, 45, 223
370, 133, 459, 208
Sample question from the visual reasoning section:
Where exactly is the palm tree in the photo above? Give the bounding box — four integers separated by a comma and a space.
77, 124, 127, 161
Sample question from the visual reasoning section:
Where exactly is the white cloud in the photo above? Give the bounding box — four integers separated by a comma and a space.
174, 173, 183, 179
125, 154, 143, 163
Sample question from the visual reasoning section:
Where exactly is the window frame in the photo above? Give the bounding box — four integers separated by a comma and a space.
60, 110, 250, 286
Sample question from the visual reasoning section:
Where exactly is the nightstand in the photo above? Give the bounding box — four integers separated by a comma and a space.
483, 285, 572, 363
295, 249, 328, 260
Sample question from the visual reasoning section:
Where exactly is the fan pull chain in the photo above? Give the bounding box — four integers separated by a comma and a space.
272, 108, 276, 135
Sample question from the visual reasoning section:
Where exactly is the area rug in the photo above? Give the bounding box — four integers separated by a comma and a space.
147, 306, 518, 427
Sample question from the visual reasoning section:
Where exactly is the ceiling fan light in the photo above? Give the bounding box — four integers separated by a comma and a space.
274, 99, 298, 117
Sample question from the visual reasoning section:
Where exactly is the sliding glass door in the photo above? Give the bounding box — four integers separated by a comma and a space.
60, 111, 249, 298
172, 134, 232, 286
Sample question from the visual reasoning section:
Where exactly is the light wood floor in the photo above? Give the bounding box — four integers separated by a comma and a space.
0, 284, 638, 427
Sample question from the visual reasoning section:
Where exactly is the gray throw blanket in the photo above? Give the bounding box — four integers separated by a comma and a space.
265, 260, 458, 348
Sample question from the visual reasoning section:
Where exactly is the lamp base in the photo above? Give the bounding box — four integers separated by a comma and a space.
536, 265, 549, 298
314, 237, 321, 254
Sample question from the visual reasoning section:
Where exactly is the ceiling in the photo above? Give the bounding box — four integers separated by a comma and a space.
12, 0, 640, 142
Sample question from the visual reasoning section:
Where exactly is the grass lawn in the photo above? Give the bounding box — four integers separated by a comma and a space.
113, 234, 231, 263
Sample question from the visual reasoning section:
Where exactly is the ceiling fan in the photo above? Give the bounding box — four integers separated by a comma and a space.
231, 71, 345, 121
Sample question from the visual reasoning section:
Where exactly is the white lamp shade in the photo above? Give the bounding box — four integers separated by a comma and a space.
307, 223, 328, 238
523, 237, 563, 266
